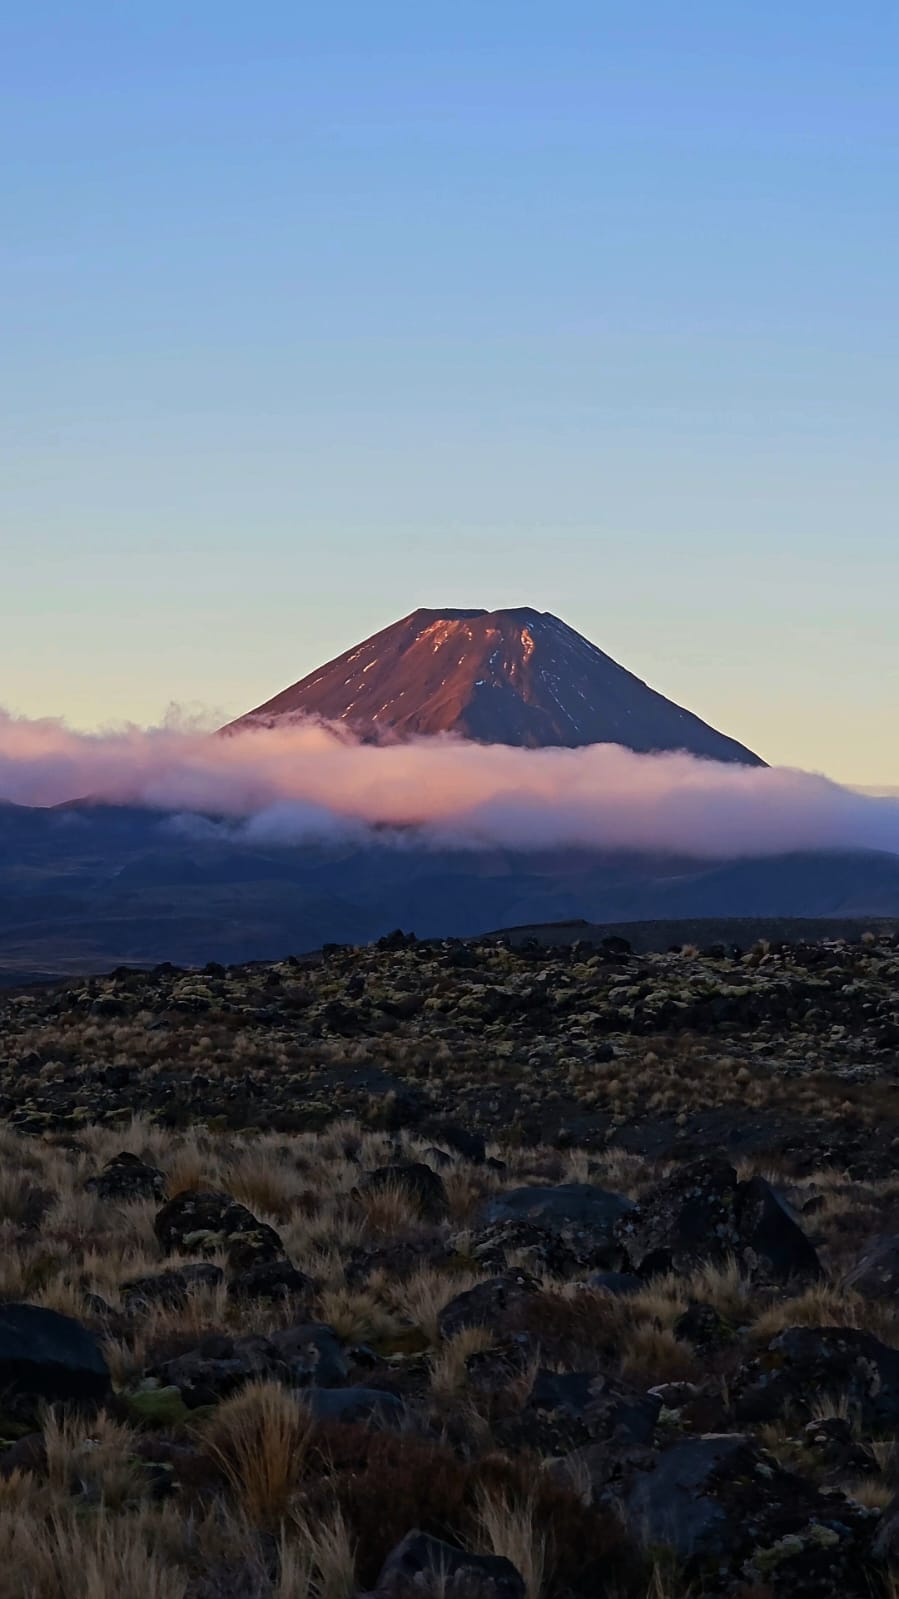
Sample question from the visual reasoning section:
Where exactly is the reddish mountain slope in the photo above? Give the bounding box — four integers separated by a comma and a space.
227, 607, 764, 764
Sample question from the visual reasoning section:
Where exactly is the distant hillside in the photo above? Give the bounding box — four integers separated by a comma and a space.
2, 799, 898, 979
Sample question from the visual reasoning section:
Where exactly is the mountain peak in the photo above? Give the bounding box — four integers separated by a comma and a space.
227, 607, 764, 765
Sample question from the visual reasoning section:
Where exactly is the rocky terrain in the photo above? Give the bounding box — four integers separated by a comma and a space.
2, 932, 899, 1594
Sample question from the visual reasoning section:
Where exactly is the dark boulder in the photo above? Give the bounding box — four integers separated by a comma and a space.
617, 1159, 820, 1281
359, 1163, 449, 1221
0, 1433, 46, 1479
270, 1324, 348, 1387
499, 1367, 660, 1457
734, 1326, 899, 1429
736, 1176, 822, 1281
375, 1531, 525, 1599
153, 1191, 285, 1270
587, 1271, 643, 1297
121, 1263, 224, 1311
620, 1433, 876, 1594
0, 1304, 110, 1409
426, 1124, 487, 1164
437, 1274, 539, 1341
465, 1218, 612, 1278
151, 1332, 290, 1408
227, 1260, 314, 1303
481, 1183, 633, 1238
86, 1151, 166, 1203
843, 1235, 899, 1300
305, 1386, 408, 1428
673, 1302, 737, 1352
616, 1158, 741, 1276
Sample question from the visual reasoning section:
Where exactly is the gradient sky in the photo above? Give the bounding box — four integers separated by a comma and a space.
2, 3, 897, 784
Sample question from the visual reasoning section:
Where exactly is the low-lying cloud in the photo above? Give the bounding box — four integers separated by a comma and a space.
1, 708, 897, 859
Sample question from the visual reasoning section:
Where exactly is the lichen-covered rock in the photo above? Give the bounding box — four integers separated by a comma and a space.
734, 1326, 899, 1429
498, 1367, 660, 1457
616, 1158, 741, 1276
617, 1159, 820, 1281
464, 1218, 614, 1278
620, 1433, 876, 1596
153, 1191, 285, 1270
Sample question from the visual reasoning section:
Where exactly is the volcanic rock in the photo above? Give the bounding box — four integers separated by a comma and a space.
734, 1326, 899, 1428
121, 1264, 224, 1311
375, 1531, 525, 1599
0, 1304, 110, 1410
85, 1151, 166, 1202
437, 1274, 540, 1341
620, 1433, 875, 1594
153, 1191, 285, 1271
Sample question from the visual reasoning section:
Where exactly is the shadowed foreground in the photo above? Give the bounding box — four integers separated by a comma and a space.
1, 933, 899, 1595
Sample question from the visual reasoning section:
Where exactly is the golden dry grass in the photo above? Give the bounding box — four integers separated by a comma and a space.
0, 1099, 890, 1599
430, 1325, 496, 1398
475, 1488, 545, 1599
0, 1501, 189, 1599
279, 1509, 357, 1599
198, 1380, 312, 1526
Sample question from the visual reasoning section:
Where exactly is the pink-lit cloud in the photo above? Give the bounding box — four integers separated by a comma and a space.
0, 708, 897, 859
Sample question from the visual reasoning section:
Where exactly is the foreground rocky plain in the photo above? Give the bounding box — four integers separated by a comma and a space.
1, 930, 899, 1595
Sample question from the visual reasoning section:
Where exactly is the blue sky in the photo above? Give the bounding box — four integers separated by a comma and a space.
2, 2, 897, 782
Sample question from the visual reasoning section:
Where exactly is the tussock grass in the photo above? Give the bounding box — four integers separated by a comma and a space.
393, 1266, 487, 1344
279, 1509, 356, 1599
749, 1284, 899, 1345
475, 1488, 545, 1599
199, 1380, 312, 1527
43, 1408, 139, 1509
0, 1091, 889, 1599
430, 1326, 496, 1398
0, 1504, 189, 1599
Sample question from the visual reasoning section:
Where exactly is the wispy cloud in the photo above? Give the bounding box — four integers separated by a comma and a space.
0, 708, 897, 859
